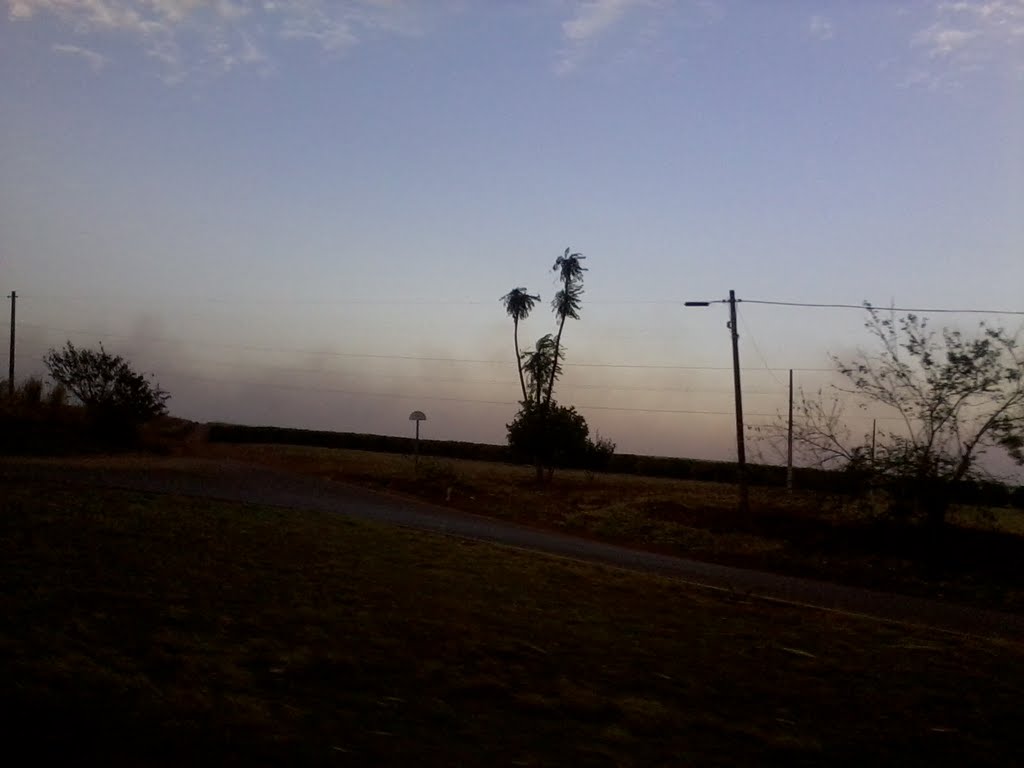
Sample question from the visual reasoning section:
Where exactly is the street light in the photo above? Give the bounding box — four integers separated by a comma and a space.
685, 289, 749, 517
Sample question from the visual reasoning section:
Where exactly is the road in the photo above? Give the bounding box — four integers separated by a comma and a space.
4, 456, 1023, 640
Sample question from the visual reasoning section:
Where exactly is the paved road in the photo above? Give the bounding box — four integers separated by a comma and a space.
5, 457, 1023, 640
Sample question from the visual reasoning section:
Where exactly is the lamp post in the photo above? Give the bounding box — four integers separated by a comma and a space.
685, 290, 749, 516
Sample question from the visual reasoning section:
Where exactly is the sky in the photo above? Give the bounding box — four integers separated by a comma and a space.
2, 0, 1023, 468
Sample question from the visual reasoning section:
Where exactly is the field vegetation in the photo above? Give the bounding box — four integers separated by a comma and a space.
2, 475, 1022, 765
197, 442, 1024, 613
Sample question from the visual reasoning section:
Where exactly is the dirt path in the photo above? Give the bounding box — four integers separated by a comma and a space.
5, 455, 1023, 639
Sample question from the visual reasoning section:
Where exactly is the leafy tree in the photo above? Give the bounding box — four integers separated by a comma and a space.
43, 342, 170, 431
765, 305, 1024, 528
506, 401, 588, 469
501, 287, 540, 403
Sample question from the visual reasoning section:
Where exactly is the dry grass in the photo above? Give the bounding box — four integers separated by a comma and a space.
191, 444, 1024, 612
2, 474, 1022, 766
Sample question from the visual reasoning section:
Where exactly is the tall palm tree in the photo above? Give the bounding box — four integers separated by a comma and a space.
544, 248, 586, 411
521, 333, 565, 482
501, 287, 539, 403
521, 334, 563, 407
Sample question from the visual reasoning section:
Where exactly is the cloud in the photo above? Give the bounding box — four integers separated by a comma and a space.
562, 0, 643, 43
907, 0, 1024, 87
7, 0, 427, 82
914, 23, 978, 56
807, 15, 834, 41
555, 0, 725, 75
556, 0, 649, 74
52, 43, 108, 70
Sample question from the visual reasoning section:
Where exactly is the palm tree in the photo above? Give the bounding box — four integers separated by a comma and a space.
544, 248, 586, 411
501, 287, 539, 403
520, 333, 565, 482
521, 334, 564, 407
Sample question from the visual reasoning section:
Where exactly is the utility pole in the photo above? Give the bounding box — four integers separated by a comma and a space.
685, 289, 750, 516
727, 290, 749, 516
7, 290, 14, 398
787, 368, 794, 492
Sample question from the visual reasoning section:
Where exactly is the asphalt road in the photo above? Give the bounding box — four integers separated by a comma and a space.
5, 457, 1023, 640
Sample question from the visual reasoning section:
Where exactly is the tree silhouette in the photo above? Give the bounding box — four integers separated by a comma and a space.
521, 334, 563, 406
544, 248, 586, 411
502, 246, 602, 483
501, 287, 540, 404
758, 305, 1024, 528
43, 341, 169, 445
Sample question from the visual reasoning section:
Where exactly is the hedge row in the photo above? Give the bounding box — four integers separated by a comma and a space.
206, 422, 1024, 508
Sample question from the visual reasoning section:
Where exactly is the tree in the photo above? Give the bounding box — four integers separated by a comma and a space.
502, 246, 602, 482
545, 248, 586, 411
765, 305, 1024, 528
520, 334, 563, 407
506, 400, 613, 473
43, 342, 170, 431
507, 401, 589, 469
501, 287, 540, 403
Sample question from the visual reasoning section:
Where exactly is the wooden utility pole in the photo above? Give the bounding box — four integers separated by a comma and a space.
787, 368, 794, 492
727, 289, 749, 516
7, 291, 15, 398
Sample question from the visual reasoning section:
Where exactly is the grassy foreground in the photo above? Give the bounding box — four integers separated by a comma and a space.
198, 443, 1024, 611
2, 475, 1022, 766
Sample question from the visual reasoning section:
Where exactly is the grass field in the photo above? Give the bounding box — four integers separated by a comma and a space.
195, 443, 1024, 611
2, 471, 1022, 766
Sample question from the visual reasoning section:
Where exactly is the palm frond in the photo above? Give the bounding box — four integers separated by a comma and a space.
552, 248, 587, 284
500, 287, 540, 321
552, 284, 583, 321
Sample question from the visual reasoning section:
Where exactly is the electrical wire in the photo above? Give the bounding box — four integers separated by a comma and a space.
741, 299, 1024, 315
15, 322, 833, 372
12, 293, 1024, 314
158, 369, 777, 417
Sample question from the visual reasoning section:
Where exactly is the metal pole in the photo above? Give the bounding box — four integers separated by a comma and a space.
414, 419, 420, 470
728, 290, 749, 515
8, 291, 15, 398
787, 368, 793, 492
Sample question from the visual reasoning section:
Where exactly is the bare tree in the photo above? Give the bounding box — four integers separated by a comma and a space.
759, 305, 1024, 527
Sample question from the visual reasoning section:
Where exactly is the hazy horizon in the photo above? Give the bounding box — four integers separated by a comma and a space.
4, 1, 1023, 473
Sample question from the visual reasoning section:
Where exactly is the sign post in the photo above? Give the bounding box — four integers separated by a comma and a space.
408, 410, 426, 470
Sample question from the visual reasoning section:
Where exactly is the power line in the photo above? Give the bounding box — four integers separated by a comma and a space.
736, 306, 786, 388
742, 299, 1024, 315
18, 355, 781, 417
159, 369, 778, 417
17, 349, 794, 400
17, 322, 833, 373
16, 293, 1024, 315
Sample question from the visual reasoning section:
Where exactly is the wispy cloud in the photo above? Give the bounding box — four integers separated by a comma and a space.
807, 15, 834, 42
906, 0, 1024, 88
7, 0, 428, 82
555, 0, 720, 75
558, 0, 658, 74
52, 42, 108, 71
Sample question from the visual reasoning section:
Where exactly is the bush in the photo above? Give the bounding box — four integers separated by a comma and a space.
43, 342, 169, 446
506, 402, 615, 472
587, 434, 616, 471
